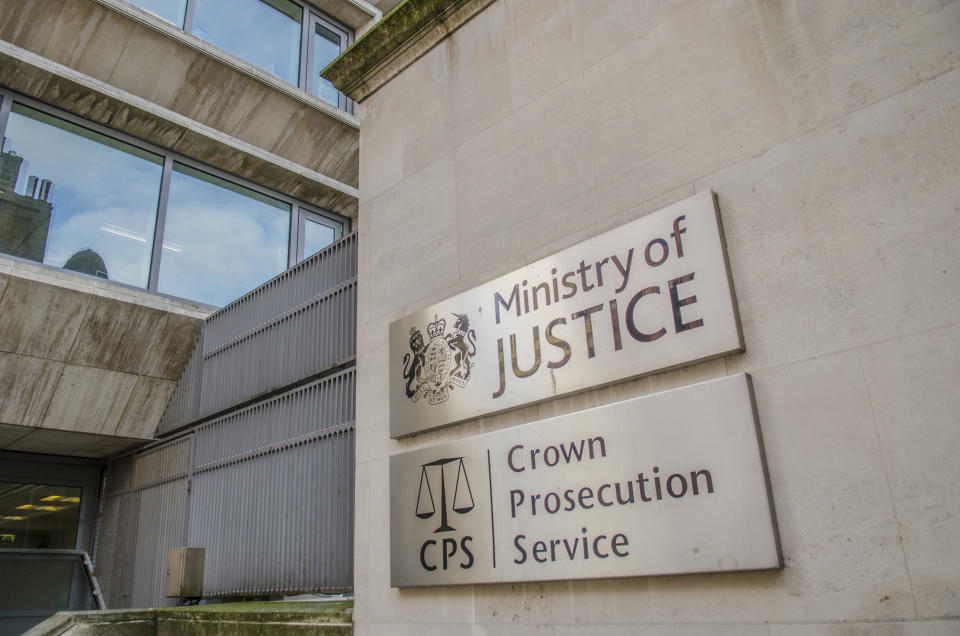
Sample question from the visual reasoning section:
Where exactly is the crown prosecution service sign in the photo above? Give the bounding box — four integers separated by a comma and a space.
390, 190, 743, 438
389, 374, 781, 586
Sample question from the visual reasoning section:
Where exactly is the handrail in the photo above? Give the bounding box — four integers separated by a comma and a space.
0, 549, 106, 610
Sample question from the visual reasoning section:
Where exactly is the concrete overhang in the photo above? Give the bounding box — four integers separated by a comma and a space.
0, 255, 209, 458
0, 0, 360, 218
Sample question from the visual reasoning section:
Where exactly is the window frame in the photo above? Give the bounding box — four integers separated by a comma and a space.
134, 0, 353, 113
296, 208, 341, 262
0, 88, 349, 306
306, 12, 352, 110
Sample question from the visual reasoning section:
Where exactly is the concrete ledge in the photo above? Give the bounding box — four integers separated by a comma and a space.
322, 0, 497, 102
0, 254, 212, 319
90, 0, 363, 128
26, 601, 353, 636
0, 41, 359, 218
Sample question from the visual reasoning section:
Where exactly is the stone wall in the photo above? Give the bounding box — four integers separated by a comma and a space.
346, 0, 960, 634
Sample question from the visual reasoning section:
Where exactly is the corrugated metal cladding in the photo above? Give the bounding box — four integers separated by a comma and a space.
159, 233, 358, 435
96, 235, 357, 608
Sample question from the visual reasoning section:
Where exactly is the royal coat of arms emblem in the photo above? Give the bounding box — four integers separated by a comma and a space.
403, 313, 477, 405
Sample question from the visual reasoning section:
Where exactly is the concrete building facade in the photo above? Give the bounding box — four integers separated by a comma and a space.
326, 0, 960, 634
0, 0, 372, 631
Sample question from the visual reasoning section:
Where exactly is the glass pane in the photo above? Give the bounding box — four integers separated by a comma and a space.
158, 163, 289, 306
0, 105, 163, 287
0, 482, 82, 550
0, 552, 98, 632
0, 555, 91, 611
191, 0, 302, 86
124, 0, 187, 26
302, 217, 335, 259
313, 22, 342, 106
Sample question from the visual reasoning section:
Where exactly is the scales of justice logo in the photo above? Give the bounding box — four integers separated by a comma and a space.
415, 457, 475, 532
414, 457, 478, 572
402, 313, 477, 405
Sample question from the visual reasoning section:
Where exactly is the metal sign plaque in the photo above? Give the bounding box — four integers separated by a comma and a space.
389, 374, 781, 587
390, 190, 742, 438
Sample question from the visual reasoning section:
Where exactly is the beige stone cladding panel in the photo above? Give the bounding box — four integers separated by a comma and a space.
698, 80, 960, 374
584, 0, 960, 219
365, 157, 460, 319
351, 0, 960, 632
354, 620, 960, 635
356, 1, 515, 205
649, 350, 913, 622
453, 74, 601, 281
860, 324, 960, 618
938, 66, 960, 156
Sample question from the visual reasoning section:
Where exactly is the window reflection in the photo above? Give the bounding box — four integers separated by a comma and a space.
191, 0, 302, 86
158, 163, 290, 306
303, 217, 335, 259
313, 22, 342, 106
0, 105, 163, 287
125, 0, 187, 26
0, 482, 82, 550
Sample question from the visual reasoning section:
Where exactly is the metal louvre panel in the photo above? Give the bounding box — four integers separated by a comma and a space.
198, 284, 357, 418
156, 234, 357, 436
128, 477, 188, 608
99, 233, 356, 605
193, 369, 355, 467
98, 437, 193, 608
188, 427, 355, 597
203, 234, 358, 354
129, 436, 192, 492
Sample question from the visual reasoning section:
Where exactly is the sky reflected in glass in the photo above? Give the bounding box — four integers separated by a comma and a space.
158, 163, 289, 306
303, 217, 335, 259
313, 23, 341, 105
125, 0, 187, 26
1, 105, 163, 287
191, 0, 301, 85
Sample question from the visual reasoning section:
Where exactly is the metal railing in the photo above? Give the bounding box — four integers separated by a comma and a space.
0, 549, 104, 635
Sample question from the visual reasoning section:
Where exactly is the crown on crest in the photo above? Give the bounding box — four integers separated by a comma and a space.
426, 315, 446, 339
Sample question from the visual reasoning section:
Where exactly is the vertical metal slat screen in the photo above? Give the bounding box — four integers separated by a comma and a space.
158, 233, 358, 435
98, 233, 357, 606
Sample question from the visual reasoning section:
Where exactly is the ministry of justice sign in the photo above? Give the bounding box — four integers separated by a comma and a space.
389, 190, 742, 438
389, 374, 781, 586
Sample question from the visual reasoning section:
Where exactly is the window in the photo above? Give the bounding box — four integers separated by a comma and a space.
300, 210, 338, 260
0, 483, 82, 550
158, 163, 290, 307
126, 0, 352, 111
0, 91, 347, 307
310, 17, 350, 108
0, 104, 163, 288
191, 0, 302, 87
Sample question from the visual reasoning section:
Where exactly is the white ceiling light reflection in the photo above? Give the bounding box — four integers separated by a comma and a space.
99, 223, 183, 252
